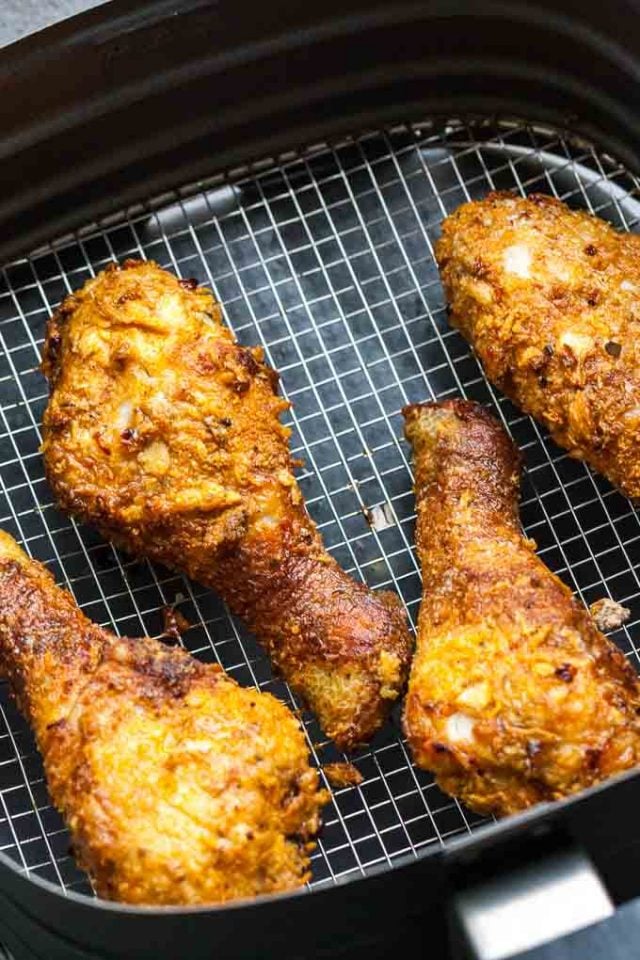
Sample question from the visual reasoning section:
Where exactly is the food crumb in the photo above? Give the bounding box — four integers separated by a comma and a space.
590, 597, 630, 632
161, 605, 192, 641
363, 502, 395, 531
323, 763, 364, 789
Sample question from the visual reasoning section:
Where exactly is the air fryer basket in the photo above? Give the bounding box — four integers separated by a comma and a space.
2, 3, 640, 959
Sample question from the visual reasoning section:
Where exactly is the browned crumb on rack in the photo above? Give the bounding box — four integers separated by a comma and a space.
589, 597, 630, 632
436, 192, 640, 498
403, 399, 640, 818
41, 259, 413, 751
161, 604, 192, 640
0, 530, 328, 906
323, 762, 364, 789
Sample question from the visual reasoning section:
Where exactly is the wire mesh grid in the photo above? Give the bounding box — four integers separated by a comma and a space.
0, 116, 639, 900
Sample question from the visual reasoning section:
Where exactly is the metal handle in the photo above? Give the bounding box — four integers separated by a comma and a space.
452, 844, 614, 960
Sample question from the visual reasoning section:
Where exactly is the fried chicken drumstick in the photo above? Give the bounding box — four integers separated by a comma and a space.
403, 400, 640, 816
436, 192, 640, 498
0, 531, 326, 905
42, 260, 411, 750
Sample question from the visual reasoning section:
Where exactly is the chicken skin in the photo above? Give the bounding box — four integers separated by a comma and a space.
41, 260, 411, 751
0, 530, 326, 905
403, 400, 640, 817
436, 192, 640, 498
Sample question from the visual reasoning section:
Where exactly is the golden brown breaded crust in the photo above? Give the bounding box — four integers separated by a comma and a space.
403, 400, 640, 817
436, 192, 640, 498
0, 531, 327, 905
41, 260, 411, 750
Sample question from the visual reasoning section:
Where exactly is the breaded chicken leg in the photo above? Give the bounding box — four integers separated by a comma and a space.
436, 192, 640, 498
0, 531, 326, 904
403, 400, 640, 816
41, 260, 411, 750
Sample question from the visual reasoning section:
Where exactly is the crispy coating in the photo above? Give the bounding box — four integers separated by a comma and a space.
403, 400, 640, 817
0, 531, 327, 905
41, 260, 411, 750
436, 192, 640, 498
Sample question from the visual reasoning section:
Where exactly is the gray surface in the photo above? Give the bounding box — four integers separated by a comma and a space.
0, 0, 107, 47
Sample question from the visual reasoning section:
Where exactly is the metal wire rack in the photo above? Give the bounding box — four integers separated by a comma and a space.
0, 116, 639, 900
